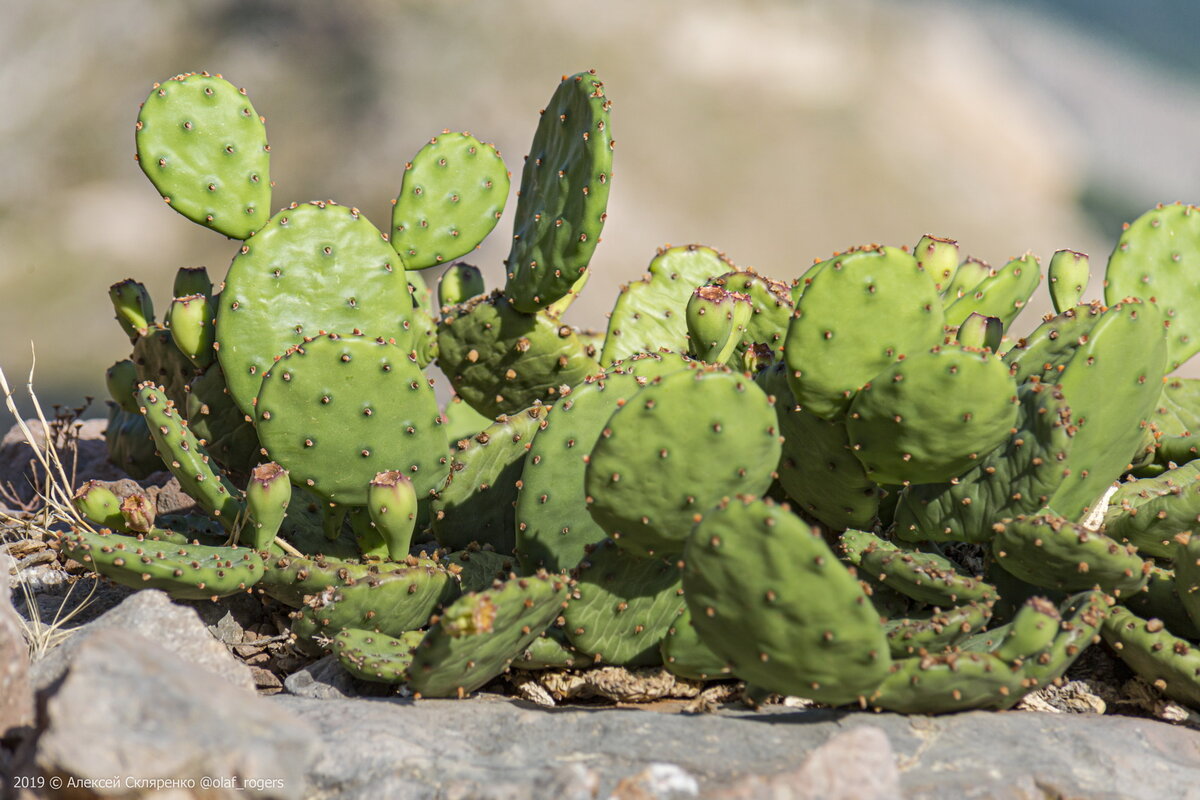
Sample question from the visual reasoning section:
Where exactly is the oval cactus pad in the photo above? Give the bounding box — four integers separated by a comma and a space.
846, 345, 1019, 486
784, 246, 944, 420
217, 201, 414, 416
136, 73, 270, 239
505, 71, 613, 312
255, 334, 448, 505
585, 367, 781, 557
392, 131, 510, 270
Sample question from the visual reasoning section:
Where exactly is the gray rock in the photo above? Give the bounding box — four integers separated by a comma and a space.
31, 588, 255, 692
283, 654, 394, 701
267, 694, 1200, 800
34, 629, 315, 799
0, 553, 34, 736
700, 726, 899, 799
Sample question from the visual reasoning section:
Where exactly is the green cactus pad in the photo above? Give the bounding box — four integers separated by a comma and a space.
437, 292, 599, 419
110, 279, 156, 343
1146, 377, 1200, 468
586, 367, 781, 557
840, 529, 997, 607
296, 556, 458, 638
438, 263, 487, 309
1048, 250, 1090, 313
1016, 591, 1108, 695
895, 381, 1076, 543
884, 602, 992, 658
992, 514, 1150, 597
914, 235, 959, 292
1047, 301, 1167, 518
685, 286, 752, 365
136, 382, 245, 529
868, 651, 1026, 714
216, 201, 414, 416
255, 333, 449, 505
515, 372, 647, 573
757, 364, 879, 531
562, 540, 684, 667
846, 345, 1019, 486
1104, 462, 1200, 558
61, 528, 264, 600
391, 131, 509, 270
505, 71, 613, 312
784, 246, 944, 420
136, 73, 270, 239
600, 245, 735, 366
257, 554, 375, 607
1102, 605, 1200, 709
1105, 203, 1200, 370
683, 497, 890, 705
940, 256, 993, 305
942, 253, 1041, 331
431, 405, 548, 554
407, 573, 568, 697
333, 629, 425, 684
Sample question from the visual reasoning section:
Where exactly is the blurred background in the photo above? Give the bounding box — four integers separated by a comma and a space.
2, 0, 1199, 415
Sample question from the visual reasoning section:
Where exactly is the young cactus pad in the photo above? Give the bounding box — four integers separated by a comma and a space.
255, 333, 449, 505
135, 73, 270, 239
505, 71, 613, 313
391, 131, 510, 270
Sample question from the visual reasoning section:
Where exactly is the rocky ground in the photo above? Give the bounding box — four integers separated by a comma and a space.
4, 417, 1200, 799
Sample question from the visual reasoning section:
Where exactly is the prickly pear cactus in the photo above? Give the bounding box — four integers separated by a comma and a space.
391, 131, 510, 270
61, 528, 264, 600
431, 405, 549, 554
505, 71, 613, 313
436, 292, 599, 419
1105, 203, 1200, 370
217, 201, 415, 416
600, 245, 735, 366
135, 72, 271, 239
562, 540, 684, 666
682, 497, 891, 705
784, 246, 944, 420
845, 344, 1019, 486
585, 367, 781, 557
407, 573, 568, 697
255, 333, 449, 505
515, 371, 649, 573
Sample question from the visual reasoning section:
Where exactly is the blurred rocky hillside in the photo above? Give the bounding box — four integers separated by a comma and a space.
0, 0, 1196, 413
